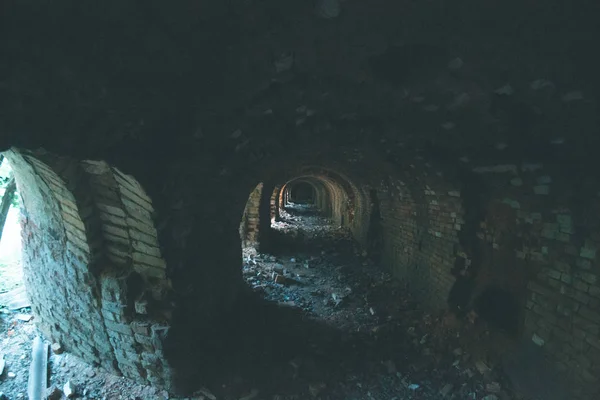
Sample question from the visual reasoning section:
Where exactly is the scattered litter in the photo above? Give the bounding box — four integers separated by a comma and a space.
15, 314, 32, 322
46, 385, 63, 400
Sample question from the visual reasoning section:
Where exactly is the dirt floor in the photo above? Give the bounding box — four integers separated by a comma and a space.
0, 203, 551, 399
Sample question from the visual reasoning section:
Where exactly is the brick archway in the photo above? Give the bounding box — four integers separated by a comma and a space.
4, 148, 174, 388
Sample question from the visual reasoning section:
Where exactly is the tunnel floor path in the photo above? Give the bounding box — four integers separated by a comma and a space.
229, 203, 532, 400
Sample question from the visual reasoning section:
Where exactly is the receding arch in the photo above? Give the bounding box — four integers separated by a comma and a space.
287, 181, 315, 204
239, 182, 264, 250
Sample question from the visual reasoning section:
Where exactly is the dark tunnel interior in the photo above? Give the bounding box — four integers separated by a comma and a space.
0, 1, 599, 399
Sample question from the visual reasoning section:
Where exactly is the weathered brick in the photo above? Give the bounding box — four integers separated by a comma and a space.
578, 272, 597, 285
576, 258, 592, 270
105, 320, 133, 336
578, 307, 600, 324
99, 211, 128, 227
589, 286, 600, 299
61, 211, 86, 231
131, 240, 161, 258
97, 202, 127, 217
119, 183, 154, 213
103, 224, 129, 239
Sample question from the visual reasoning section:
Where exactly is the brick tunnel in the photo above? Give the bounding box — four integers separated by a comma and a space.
1, 1, 599, 399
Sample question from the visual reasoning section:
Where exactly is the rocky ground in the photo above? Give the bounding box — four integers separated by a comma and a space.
0, 203, 551, 399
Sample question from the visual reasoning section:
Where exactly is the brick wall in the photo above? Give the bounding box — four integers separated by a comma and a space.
376, 168, 463, 308
269, 185, 281, 222
240, 183, 263, 249
465, 161, 600, 399
5, 150, 118, 372
6, 149, 174, 389
81, 160, 172, 387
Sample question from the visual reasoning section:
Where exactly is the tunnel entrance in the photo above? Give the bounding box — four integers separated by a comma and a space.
472, 285, 521, 336
0, 155, 26, 309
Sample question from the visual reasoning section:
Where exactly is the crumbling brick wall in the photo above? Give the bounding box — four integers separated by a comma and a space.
81, 160, 172, 387
463, 160, 600, 399
5, 150, 118, 372
5, 149, 174, 388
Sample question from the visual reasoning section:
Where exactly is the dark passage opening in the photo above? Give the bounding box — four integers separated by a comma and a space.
289, 182, 315, 204
473, 285, 521, 336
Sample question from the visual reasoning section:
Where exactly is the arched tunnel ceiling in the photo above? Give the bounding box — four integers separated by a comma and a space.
1, 3, 600, 396
1, 0, 599, 167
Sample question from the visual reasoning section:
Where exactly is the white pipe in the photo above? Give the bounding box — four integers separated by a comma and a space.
27, 336, 48, 400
